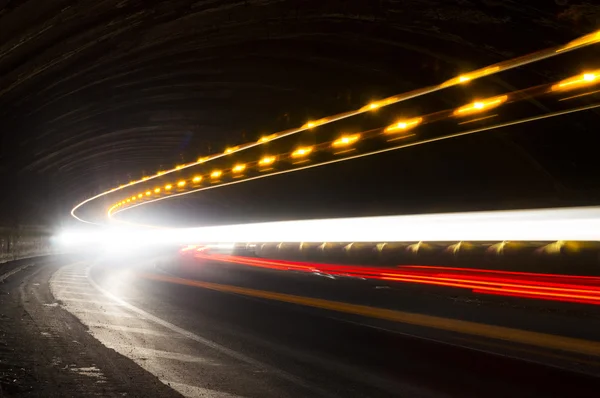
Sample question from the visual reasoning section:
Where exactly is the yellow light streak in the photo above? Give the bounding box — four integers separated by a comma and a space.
259, 156, 276, 167
232, 164, 246, 173
384, 117, 423, 133
332, 134, 360, 148
556, 31, 600, 53
551, 70, 599, 92
291, 146, 313, 158
453, 95, 508, 117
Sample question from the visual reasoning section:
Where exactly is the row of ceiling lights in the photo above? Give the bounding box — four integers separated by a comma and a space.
72, 30, 600, 223
108, 69, 600, 216
103, 31, 600, 193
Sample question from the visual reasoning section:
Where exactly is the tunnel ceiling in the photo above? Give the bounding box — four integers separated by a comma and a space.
0, 1, 599, 225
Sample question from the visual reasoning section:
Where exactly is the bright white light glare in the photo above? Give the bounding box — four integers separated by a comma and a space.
55, 206, 600, 248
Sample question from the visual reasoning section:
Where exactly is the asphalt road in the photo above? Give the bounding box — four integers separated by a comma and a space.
2, 255, 600, 397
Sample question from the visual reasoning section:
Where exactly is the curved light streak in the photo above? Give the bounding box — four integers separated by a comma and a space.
72, 30, 600, 223
110, 102, 600, 223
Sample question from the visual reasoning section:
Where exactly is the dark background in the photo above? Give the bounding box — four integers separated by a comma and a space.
1, 1, 599, 228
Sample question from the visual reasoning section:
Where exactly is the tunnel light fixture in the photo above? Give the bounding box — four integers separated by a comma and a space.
258, 134, 277, 143
259, 155, 276, 167
332, 134, 360, 148
291, 146, 313, 158
384, 117, 423, 134
551, 70, 600, 92
440, 66, 500, 88
232, 164, 246, 173
556, 30, 600, 53
453, 95, 508, 117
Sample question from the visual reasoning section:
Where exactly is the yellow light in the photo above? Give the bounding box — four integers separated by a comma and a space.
441, 66, 500, 88
557, 31, 600, 53
359, 98, 397, 112
384, 117, 423, 133
551, 70, 600, 92
304, 121, 316, 129
259, 156, 276, 167
154, 188, 161, 193
197, 156, 209, 163
177, 180, 186, 187
165, 184, 172, 191
224, 146, 239, 154
453, 95, 508, 117
142, 176, 149, 180
211, 170, 222, 179
332, 133, 360, 148
175, 165, 184, 170
127, 199, 131, 203
232, 164, 246, 173
137, 194, 143, 198
192, 176, 202, 183
258, 134, 277, 143
146, 191, 151, 196
131, 196, 136, 201
291, 146, 313, 158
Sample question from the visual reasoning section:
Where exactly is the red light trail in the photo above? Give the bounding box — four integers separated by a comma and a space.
186, 250, 600, 306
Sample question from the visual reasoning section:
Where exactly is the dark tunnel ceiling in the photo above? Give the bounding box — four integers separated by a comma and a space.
0, 1, 599, 224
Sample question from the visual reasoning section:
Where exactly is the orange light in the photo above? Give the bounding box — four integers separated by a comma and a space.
258, 134, 277, 143
440, 66, 500, 88
551, 70, 599, 92
192, 176, 202, 183
197, 156, 209, 163
359, 98, 397, 111
175, 165, 184, 170
137, 194, 143, 198
224, 146, 239, 154
291, 146, 313, 158
303, 118, 328, 129
165, 184, 172, 191
145, 191, 151, 196
154, 188, 161, 193
211, 170, 222, 179
126, 199, 131, 203
157, 170, 165, 176
131, 196, 136, 201
332, 133, 360, 148
557, 31, 600, 53
259, 155, 276, 167
453, 95, 508, 117
232, 164, 246, 173
177, 180, 186, 188
384, 117, 423, 133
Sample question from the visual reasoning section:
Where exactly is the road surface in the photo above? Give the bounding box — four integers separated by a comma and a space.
1, 255, 600, 397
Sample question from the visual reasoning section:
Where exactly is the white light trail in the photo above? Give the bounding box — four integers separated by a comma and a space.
57, 206, 600, 250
